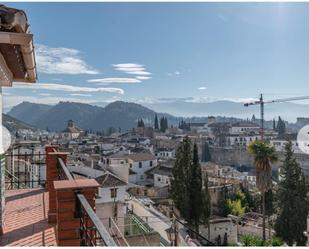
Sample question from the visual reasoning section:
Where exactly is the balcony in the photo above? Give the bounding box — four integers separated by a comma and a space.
0, 145, 117, 246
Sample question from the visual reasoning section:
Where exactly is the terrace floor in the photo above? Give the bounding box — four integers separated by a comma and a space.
0, 188, 57, 246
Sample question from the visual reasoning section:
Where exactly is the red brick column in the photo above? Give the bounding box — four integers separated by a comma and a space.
46, 149, 68, 223
54, 179, 99, 246
45, 145, 58, 191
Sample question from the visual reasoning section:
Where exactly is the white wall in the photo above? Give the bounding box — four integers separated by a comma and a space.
154, 173, 170, 187
129, 159, 157, 182
97, 185, 126, 204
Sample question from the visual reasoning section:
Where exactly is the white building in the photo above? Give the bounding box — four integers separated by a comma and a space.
67, 165, 127, 235
155, 148, 175, 158
127, 153, 157, 184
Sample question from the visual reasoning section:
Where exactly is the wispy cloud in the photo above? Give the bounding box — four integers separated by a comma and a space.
198, 86, 207, 90
36, 44, 99, 75
14, 82, 124, 95
113, 63, 151, 76
39, 93, 52, 96
167, 71, 181, 76
87, 78, 141, 84
129, 96, 259, 105
136, 76, 152, 80
69, 93, 93, 97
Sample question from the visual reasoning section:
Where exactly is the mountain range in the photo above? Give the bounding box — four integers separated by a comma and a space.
7, 100, 308, 132
7, 101, 178, 132
3, 114, 36, 132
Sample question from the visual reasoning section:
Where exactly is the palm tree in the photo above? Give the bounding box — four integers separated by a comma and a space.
248, 140, 277, 242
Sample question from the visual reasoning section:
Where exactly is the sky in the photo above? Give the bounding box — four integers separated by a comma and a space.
4, 2, 309, 110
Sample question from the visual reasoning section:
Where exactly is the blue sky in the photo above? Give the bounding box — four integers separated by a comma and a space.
4, 2, 309, 110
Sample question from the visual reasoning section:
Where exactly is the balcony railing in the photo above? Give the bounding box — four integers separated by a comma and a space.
4, 149, 45, 189
53, 152, 117, 246
57, 157, 74, 180
77, 194, 117, 246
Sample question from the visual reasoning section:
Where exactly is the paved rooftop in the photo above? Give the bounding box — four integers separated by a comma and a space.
0, 188, 57, 246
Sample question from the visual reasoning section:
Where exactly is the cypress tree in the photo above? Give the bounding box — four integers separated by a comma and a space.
276, 116, 286, 137
274, 141, 308, 246
154, 114, 159, 130
202, 142, 211, 162
272, 118, 276, 131
171, 137, 191, 220
188, 143, 203, 235
171, 138, 207, 237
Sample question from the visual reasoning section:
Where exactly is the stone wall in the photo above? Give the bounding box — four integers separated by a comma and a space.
208, 146, 309, 176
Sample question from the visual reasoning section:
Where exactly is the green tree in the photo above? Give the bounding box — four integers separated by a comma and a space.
276, 116, 286, 137
248, 140, 278, 241
137, 118, 145, 128
274, 141, 308, 246
226, 199, 245, 216
160, 117, 168, 132
154, 114, 159, 130
188, 143, 203, 234
201, 174, 211, 239
202, 142, 211, 162
264, 189, 274, 240
218, 186, 230, 217
171, 138, 207, 237
171, 137, 191, 222
272, 118, 276, 131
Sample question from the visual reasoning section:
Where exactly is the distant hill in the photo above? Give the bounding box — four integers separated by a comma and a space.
7, 101, 178, 132
3, 114, 36, 132
8, 99, 305, 132
8, 101, 52, 125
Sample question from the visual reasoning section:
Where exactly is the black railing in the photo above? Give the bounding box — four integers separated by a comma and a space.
5, 149, 46, 189
57, 158, 74, 180
76, 194, 117, 247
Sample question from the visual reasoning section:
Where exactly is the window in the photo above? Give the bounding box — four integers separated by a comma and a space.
140, 175, 144, 180
130, 163, 132, 168
157, 177, 161, 182
150, 161, 153, 167
139, 162, 142, 168
110, 188, 118, 198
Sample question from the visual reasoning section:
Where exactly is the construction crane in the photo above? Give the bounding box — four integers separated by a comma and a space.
244, 94, 309, 140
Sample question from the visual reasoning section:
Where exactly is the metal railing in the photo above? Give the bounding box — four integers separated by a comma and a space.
4, 149, 45, 189
57, 158, 74, 180
76, 194, 117, 247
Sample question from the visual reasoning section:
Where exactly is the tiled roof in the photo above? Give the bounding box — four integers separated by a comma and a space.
95, 173, 127, 188
126, 153, 156, 161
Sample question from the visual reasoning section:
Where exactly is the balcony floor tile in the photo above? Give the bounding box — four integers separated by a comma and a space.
0, 188, 57, 246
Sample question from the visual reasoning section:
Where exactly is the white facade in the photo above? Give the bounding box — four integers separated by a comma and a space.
155, 149, 175, 158
128, 158, 157, 183
97, 185, 127, 204
154, 173, 170, 187
270, 140, 302, 153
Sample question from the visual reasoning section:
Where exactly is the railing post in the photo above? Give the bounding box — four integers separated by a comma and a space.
54, 179, 99, 246
45, 145, 67, 223
0, 156, 5, 235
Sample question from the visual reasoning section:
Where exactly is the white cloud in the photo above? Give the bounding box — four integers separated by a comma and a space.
198, 86, 207, 90
113, 63, 151, 76
35, 44, 99, 75
69, 93, 93, 97
14, 82, 124, 95
39, 93, 52, 96
136, 76, 152, 80
126, 71, 151, 76
167, 71, 181, 76
87, 78, 141, 84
